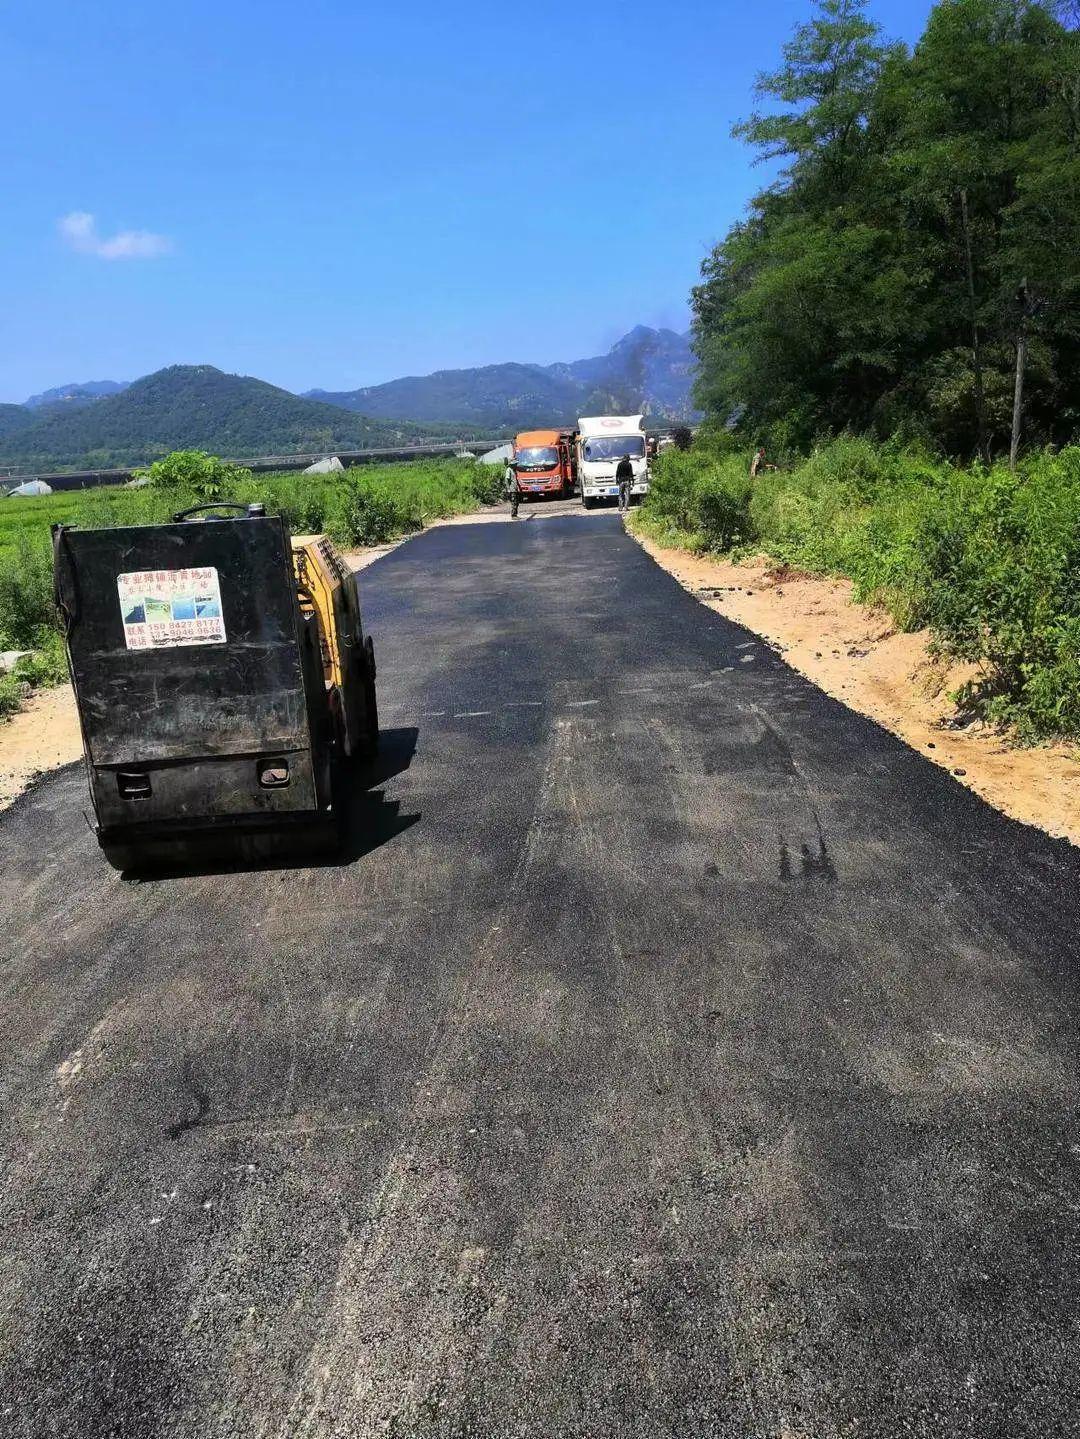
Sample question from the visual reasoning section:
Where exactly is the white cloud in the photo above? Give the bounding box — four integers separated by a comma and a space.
58, 211, 172, 261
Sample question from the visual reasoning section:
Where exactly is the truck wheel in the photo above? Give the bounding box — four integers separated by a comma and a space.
582, 496, 595, 511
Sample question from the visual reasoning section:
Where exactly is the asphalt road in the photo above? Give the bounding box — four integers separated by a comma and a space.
1, 512, 1078, 1437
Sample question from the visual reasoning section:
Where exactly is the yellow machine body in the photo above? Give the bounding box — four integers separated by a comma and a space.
291, 534, 378, 759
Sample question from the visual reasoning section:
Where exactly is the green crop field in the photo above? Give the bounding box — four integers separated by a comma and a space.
0, 490, 85, 552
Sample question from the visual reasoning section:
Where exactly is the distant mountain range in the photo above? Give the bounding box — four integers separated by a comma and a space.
23, 380, 130, 411
3, 327, 697, 471
0, 368, 441, 471
305, 326, 697, 428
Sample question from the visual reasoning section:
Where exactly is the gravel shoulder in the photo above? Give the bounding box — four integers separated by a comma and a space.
634, 528, 1080, 847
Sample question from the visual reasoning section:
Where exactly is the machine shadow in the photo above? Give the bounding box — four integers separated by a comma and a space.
338, 725, 421, 863
121, 726, 420, 881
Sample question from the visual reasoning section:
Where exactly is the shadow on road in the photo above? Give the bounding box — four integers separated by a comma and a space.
339, 725, 421, 863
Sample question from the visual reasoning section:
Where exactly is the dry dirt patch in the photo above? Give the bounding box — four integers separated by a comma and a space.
634, 531, 1080, 847
0, 685, 82, 811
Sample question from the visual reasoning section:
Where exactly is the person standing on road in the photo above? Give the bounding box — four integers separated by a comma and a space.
505, 459, 520, 518
616, 452, 635, 513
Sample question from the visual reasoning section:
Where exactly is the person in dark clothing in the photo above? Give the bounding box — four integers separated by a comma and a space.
616, 453, 635, 512
505, 460, 520, 518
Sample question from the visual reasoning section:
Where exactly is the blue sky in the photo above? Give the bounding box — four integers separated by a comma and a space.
1, 0, 932, 403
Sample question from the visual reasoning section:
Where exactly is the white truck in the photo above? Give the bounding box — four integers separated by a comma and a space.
576, 414, 649, 509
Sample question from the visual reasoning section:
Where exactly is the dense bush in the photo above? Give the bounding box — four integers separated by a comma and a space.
640, 445, 753, 552
637, 435, 1080, 741
138, 448, 253, 499
0, 532, 66, 717
0, 456, 501, 560
909, 451, 1080, 739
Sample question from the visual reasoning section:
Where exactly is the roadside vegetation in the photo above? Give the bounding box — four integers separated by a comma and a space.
693, 0, 1080, 458
657, 0, 1080, 745
635, 434, 1080, 742
0, 452, 501, 717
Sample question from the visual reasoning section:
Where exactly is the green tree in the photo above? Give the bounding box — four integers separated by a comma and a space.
693, 0, 1080, 458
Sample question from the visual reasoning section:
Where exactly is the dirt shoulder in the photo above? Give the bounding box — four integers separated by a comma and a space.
634, 529, 1080, 847
0, 685, 82, 811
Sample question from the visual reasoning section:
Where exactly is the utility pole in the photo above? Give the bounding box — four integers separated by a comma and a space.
959, 190, 988, 462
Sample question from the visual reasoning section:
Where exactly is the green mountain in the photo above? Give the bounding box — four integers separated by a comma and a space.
306, 326, 698, 427
0, 404, 36, 442
4, 327, 696, 471
0, 366, 447, 471
309, 362, 582, 430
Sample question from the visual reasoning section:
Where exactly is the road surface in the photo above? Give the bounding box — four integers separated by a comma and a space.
1, 513, 1078, 1437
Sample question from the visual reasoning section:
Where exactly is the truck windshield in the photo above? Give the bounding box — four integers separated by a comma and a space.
515, 446, 560, 469
582, 435, 645, 461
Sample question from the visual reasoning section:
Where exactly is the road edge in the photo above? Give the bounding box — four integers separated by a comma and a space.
628, 522, 1080, 849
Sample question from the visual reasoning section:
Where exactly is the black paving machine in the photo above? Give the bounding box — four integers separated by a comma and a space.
53, 502, 378, 871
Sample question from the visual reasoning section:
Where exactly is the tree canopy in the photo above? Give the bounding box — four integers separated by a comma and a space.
693, 0, 1080, 457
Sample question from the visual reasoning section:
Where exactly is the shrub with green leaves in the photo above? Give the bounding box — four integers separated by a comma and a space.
910, 450, 1080, 740
636, 446, 753, 551
138, 449, 253, 499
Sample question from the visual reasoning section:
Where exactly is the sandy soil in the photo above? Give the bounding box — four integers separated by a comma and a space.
0, 685, 82, 811
634, 531, 1080, 846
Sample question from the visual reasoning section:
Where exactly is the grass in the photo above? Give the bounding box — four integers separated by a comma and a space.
0, 455, 502, 717
634, 434, 1080, 743
0, 490, 84, 555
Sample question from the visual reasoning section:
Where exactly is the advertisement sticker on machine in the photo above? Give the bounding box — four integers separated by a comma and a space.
117, 567, 227, 648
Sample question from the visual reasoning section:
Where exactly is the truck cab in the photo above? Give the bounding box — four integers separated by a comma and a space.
512, 429, 575, 500
576, 415, 649, 508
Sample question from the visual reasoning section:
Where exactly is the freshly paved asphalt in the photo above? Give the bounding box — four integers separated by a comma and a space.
1, 511, 1078, 1437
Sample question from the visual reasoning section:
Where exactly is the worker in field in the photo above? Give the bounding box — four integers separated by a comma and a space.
616, 451, 635, 512
749, 446, 777, 478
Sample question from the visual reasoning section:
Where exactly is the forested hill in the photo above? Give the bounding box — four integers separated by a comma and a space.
306, 326, 697, 427
0, 404, 36, 442
309, 363, 583, 431
0, 366, 444, 471
693, 0, 1080, 458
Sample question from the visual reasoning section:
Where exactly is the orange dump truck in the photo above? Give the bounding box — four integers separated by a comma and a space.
511, 428, 576, 501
